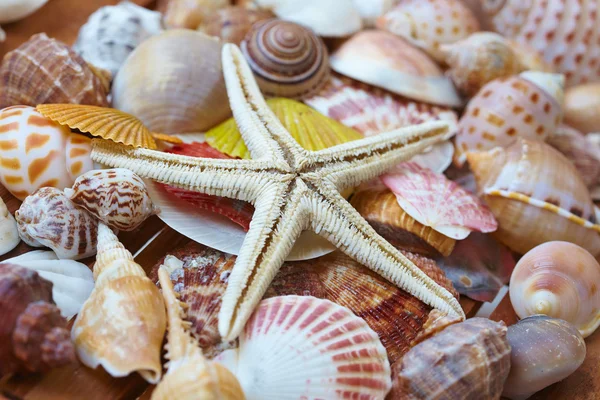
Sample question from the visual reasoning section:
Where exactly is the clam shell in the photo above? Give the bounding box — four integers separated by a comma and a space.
467, 139, 600, 255
564, 82, 600, 134
200, 6, 275, 45
214, 295, 392, 399
330, 30, 462, 107
111, 30, 231, 134
241, 19, 330, 99
163, 0, 230, 29
0, 0, 48, 24
0, 33, 109, 109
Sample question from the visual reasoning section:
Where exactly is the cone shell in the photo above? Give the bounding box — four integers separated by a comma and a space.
37, 104, 157, 149
330, 30, 462, 107
163, 0, 230, 29
214, 295, 392, 399
390, 318, 511, 399
376, 0, 480, 62
72, 224, 166, 383
206, 98, 362, 159
455, 72, 564, 165
241, 19, 330, 99
564, 82, 600, 134
0, 33, 109, 109
468, 139, 600, 255
111, 30, 231, 134
200, 6, 275, 45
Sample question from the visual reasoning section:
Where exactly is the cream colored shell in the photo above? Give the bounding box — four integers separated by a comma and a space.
0, 196, 19, 256
0, 0, 48, 41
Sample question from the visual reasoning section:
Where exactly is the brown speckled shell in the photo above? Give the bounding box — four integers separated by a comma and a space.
0, 33, 109, 109
200, 6, 275, 45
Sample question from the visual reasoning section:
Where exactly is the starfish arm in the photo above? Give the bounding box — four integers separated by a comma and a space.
91, 139, 282, 202
304, 178, 465, 319
222, 44, 308, 168
218, 179, 310, 341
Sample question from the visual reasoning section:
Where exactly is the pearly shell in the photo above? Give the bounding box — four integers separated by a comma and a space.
214, 295, 392, 399
65, 168, 157, 231
0, 263, 75, 375
455, 72, 565, 165
503, 315, 586, 400
352, 0, 396, 27
0, 196, 19, 256
163, 0, 230, 29
15, 188, 98, 260
510, 241, 600, 338
390, 318, 511, 400
0, 33, 109, 109
467, 139, 600, 255
112, 30, 231, 134
484, 0, 600, 86
199, 6, 274, 45
564, 82, 600, 134
0, 106, 94, 200
73, 1, 163, 77
72, 224, 166, 383
376, 0, 480, 62
330, 30, 462, 107
241, 19, 330, 99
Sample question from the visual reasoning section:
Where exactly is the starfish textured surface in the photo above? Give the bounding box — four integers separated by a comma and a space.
91, 43, 465, 341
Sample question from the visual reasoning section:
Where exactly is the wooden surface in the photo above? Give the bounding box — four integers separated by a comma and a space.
0, 1, 598, 399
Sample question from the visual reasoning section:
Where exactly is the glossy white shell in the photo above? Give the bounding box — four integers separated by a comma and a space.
0, 0, 48, 23
0, 196, 19, 256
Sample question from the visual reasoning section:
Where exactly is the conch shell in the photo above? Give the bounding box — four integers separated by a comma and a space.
72, 224, 166, 383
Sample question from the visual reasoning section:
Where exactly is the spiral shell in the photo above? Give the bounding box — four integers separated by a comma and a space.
240, 19, 330, 99
564, 82, 600, 134
0, 33, 109, 109
15, 187, 98, 260
199, 6, 274, 45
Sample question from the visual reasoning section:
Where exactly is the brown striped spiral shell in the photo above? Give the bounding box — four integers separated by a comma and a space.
241, 19, 330, 100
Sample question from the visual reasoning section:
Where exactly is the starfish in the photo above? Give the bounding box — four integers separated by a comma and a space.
91, 43, 465, 341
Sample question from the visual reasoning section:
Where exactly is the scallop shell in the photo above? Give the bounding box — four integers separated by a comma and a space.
73, 2, 163, 77
390, 318, 510, 400
455, 72, 565, 166
564, 82, 600, 134
0, 0, 48, 24
0, 106, 94, 200
0, 33, 109, 109
0, 195, 19, 256
241, 19, 330, 99
381, 162, 497, 240
163, 0, 230, 29
72, 224, 166, 383
37, 104, 157, 149
467, 139, 600, 255
199, 6, 275, 45
15, 187, 98, 260
503, 315, 586, 400
376, 0, 480, 62
330, 30, 462, 107
214, 295, 392, 399
111, 30, 231, 134
65, 168, 158, 231
484, 0, 600, 86
206, 97, 362, 159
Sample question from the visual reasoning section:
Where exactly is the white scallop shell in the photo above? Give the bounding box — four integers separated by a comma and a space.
215, 295, 392, 400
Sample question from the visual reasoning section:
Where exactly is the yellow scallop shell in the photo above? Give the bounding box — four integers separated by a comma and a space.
36, 104, 157, 149
205, 98, 363, 159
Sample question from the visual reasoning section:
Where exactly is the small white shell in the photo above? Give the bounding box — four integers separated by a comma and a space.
0, 196, 19, 256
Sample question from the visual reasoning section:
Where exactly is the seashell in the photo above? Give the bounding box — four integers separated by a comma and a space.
503, 315, 586, 400
376, 0, 480, 62
163, 0, 230, 29
484, 0, 600, 86
380, 162, 497, 240
467, 139, 600, 255
0, 0, 48, 24
0, 263, 75, 375
240, 19, 330, 99
199, 6, 275, 45
507, 39, 555, 73
65, 168, 158, 231
455, 71, 565, 166
330, 30, 462, 107
151, 266, 245, 400
351, 0, 396, 27
72, 224, 166, 383
15, 187, 98, 260
252, 0, 362, 37
564, 82, 600, 134
0, 106, 94, 200
0, 33, 109, 109
0, 196, 19, 256
37, 104, 157, 149
111, 30, 231, 134
390, 318, 511, 400
214, 295, 392, 399
206, 97, 362, 159
411, 309, 462, 346
442, 32, 525, 97
73, 2, 163, 77
510, 241, 600, 338
3, 251, 95, 319
351, 188, 456, 257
